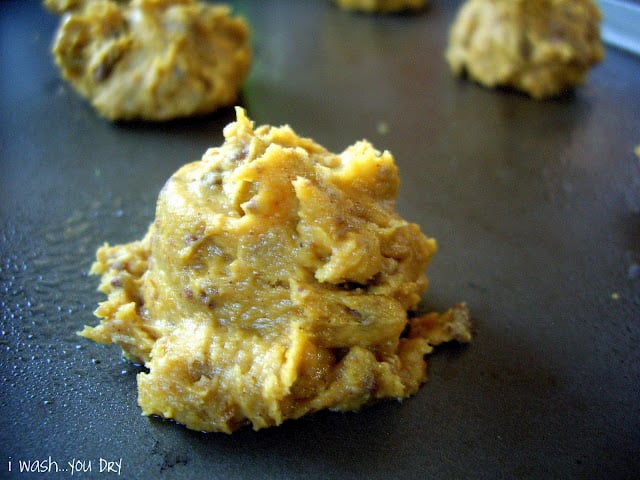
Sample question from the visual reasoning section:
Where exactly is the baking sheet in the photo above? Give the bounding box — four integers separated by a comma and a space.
1, 1, 639, 478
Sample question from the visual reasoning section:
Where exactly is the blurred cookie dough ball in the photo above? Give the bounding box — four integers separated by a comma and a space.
44, 0, 84, 13
446, 0, 604, 99
333, 0, 427, 13
49, 0, 251, 121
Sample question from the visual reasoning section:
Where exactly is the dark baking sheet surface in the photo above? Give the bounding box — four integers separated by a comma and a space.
2, 1, 639, 478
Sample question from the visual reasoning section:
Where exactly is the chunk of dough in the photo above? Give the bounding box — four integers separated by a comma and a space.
49, 0, 251, 120
80, 108, 471, 433
446, 0, 603, 99
333, 0, 427, 13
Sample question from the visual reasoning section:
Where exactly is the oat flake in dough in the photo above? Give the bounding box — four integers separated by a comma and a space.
81, 108, 471, 433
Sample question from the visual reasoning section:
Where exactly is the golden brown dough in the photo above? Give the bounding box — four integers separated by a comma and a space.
45, 0, 85, 14
49, 0, 251, 120
80, 108, 471, 433
446, 0, 603, 99
332, 0, 427, 13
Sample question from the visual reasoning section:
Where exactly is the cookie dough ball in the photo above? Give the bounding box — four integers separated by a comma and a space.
50, 0, 251, 120
333, 0, 427, 14
44, 0, 85, 14
446, 0, 604, 99
81, 108, 471, 433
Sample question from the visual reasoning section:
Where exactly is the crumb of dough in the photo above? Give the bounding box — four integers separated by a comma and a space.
47, 0, 251, 121
445, 0, 604, 99
376, 121, 389, 135
333, 0, 427, 13
80, 108, 471, 433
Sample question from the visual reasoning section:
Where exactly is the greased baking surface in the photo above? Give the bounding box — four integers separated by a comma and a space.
80, 108, 471, 433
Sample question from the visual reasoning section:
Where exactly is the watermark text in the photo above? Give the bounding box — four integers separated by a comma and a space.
7, 456, 122, 476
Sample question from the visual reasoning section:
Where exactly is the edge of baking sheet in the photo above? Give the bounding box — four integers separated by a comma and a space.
600, 0, 640, 57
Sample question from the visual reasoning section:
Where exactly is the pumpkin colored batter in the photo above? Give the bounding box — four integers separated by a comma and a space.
332, 0, 427, 13
81, 108, 471, 433
446, 0, 603, 99
47, 0, 251, 121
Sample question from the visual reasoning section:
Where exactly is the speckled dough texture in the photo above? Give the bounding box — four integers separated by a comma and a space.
80, 108, 471, 433
47, 0, 251, 121
446, 0, 603, 99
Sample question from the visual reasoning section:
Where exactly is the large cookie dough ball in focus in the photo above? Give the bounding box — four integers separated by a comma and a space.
446, 0, 603, 99
81, 108, 472, 433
